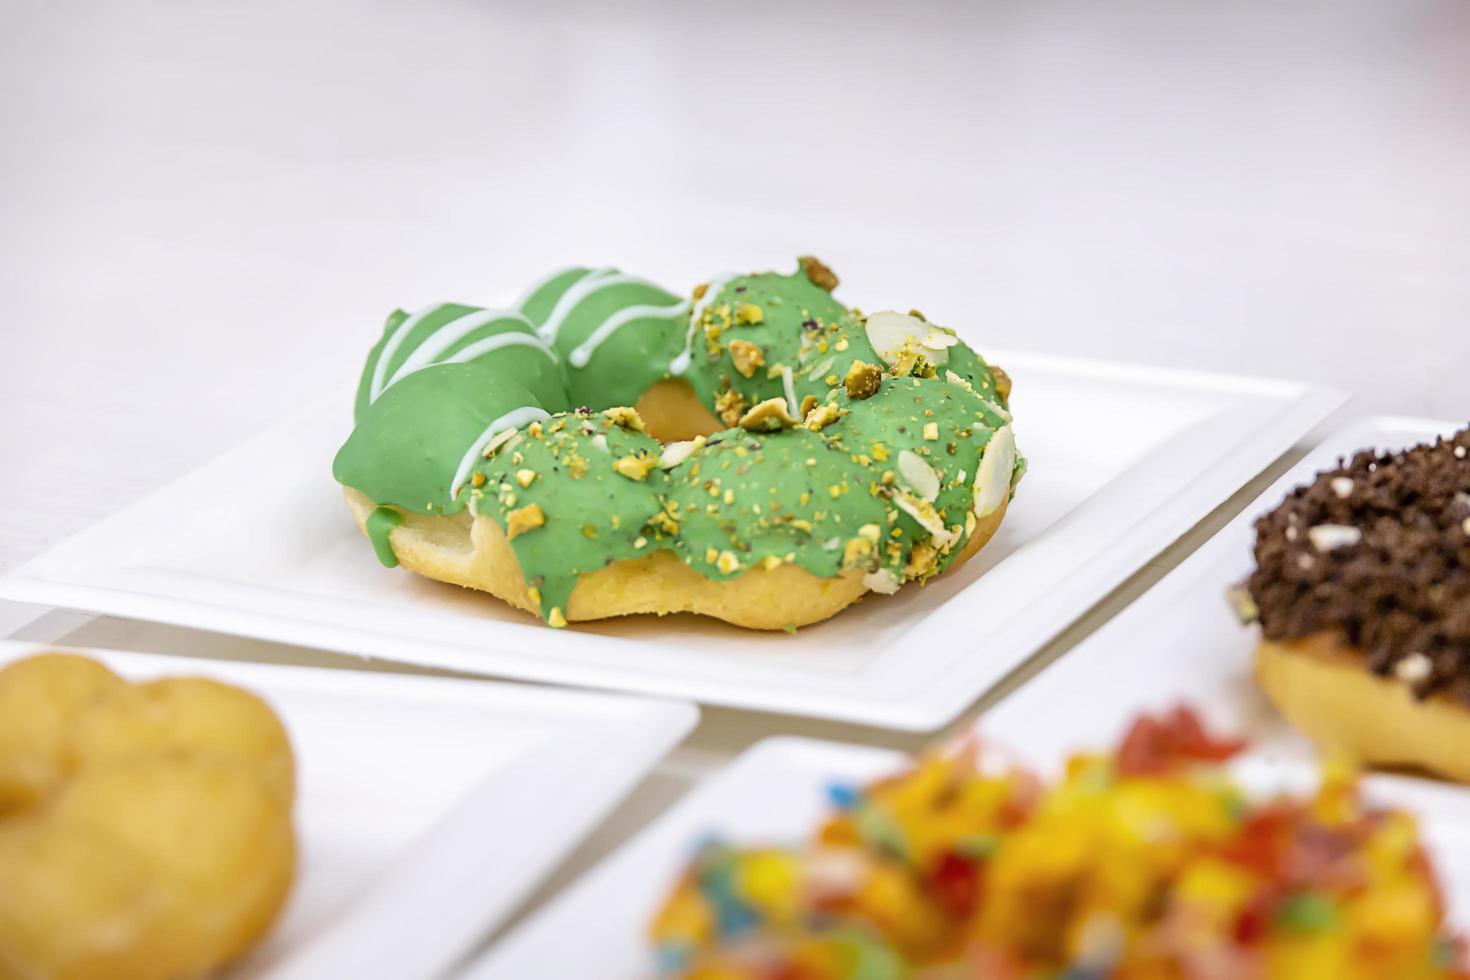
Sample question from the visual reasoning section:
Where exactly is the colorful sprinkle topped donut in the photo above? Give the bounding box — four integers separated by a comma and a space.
650, 707, 1467, 979
332, 259, 1025, 630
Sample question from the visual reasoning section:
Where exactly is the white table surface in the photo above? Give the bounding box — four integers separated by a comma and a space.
3, 0, 1468, 969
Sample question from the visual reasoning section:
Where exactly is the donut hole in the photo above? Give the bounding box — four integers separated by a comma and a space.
633, 378, 722, 444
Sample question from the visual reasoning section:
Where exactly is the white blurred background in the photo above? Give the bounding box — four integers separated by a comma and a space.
3, 0, 1468, 570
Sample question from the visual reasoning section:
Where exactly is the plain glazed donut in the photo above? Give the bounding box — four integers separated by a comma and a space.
649, 706, 1465, 978
333, 259, 1024, 630
0, 652, 295, 980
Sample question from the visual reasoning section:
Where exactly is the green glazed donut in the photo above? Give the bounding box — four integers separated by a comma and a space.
333, 259, 1024, 630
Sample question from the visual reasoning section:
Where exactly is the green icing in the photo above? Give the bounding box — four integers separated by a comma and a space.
335, 259, 1025, 626
943, 341, 1008, 407
468, 412, 667, 621
680, 266, 849, 417
334, 362, 550, 516
365, 506, 403, 567
518, 268, 688, 409
664, 427, 889, 581
517, 267, 597, 323
821, 375, 1016, 577
354, 302, 564, 423
660, 374, 1020, 592
793, 311, 1009, 416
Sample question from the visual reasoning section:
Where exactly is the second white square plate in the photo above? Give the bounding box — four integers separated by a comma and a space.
980, 414, 1461, 765
470, 415, 1470, 978
468, 736, 1470, 979
0, 351, 1342, 728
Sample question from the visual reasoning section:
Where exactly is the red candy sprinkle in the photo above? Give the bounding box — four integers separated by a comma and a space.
1115, 705, 1246, 776
927, 850, 984, 920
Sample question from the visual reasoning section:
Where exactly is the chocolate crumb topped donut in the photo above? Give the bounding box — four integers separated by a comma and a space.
1249, 427, 1470, 697
1243, 426, 1470, 782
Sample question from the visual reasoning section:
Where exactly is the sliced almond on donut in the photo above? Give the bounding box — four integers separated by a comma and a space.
658, 437, 704, 470
865, 311, 952, 368
944, 369, 976, 394
976, 396, 1012, 422
948, 374, 1012, 421
896, 450, 940, 502
862, 567, 901, 594
893, 491, 957, 548
480, 427, 521, 459
805, 355, 836, 380
972, 425, 1016, 518
864, 311, 923, 364
919, 329, 959, 351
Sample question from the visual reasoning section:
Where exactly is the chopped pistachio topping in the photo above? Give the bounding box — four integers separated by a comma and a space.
728, 338, 765, 378
602, 406, 646, 431
844, 359, 882, 400
506, 502, 546, 539
739, 397, 799, 432
798, 255, 839, 291
614, 453, 658, 481
733, 303, 764, 326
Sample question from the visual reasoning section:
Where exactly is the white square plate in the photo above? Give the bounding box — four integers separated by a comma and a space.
0, 351, 1343, 729
978, 415, 1462, 764
469, 737, 1470, 980
0, 640, 696, 980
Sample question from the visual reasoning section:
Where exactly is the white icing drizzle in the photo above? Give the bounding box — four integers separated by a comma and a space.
441, 332, 557, 371
536, 267, 649, 344
369, 302, 452, 402
669, 272, 736, 376
780, 365, 800, 418
381, 308, 553, 395
450, 405, 551, 499
567, 300, 691, 369
512, 267, 585, 313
